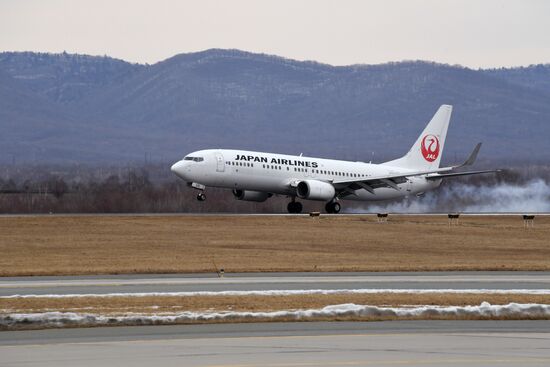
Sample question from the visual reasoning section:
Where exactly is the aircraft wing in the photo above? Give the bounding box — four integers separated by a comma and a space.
331, 167, 452, 195
331, 143, 497, 196
332, 167, 452, 185
425, 169, 500, 180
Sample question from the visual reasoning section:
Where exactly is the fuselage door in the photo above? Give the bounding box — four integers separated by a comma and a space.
215, 152, 225, 172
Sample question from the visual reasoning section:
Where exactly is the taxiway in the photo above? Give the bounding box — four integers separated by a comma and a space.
1, 321, 550, 366
1, 271, 550, 297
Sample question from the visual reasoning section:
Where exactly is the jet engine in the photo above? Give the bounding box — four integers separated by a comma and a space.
232, 189, 271, 202
296, 180, 335, 201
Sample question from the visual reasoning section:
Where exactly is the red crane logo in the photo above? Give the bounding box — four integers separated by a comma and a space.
421, 135, 440, 162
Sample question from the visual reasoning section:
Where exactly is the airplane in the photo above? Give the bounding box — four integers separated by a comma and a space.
171, 105, 498, 213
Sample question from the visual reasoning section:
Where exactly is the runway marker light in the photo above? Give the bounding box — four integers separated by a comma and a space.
523, 215, 535, 228
448, 213, 460, 226
377, 213, 388, 223
212, 260, 225, 278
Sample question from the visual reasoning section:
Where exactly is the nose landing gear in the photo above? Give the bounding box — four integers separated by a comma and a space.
189, 182, 207, 202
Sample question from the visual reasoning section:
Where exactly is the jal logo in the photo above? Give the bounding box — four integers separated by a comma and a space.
421, 134, 440, 162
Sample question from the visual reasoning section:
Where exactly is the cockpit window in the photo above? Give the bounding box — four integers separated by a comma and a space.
183, 156, 204, 162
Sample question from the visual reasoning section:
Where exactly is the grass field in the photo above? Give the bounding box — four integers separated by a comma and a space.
3, 293, 549, 315
0, 214, 549, 276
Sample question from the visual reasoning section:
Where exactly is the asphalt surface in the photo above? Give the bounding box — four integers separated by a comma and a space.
2, 213, 549, 218
2, 321, 550, 366
2, 272, 550, 366
1, 271, 550, 296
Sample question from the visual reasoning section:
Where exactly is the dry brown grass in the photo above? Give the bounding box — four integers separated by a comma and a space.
1, 214, 549, 276
2, 293, 549, 314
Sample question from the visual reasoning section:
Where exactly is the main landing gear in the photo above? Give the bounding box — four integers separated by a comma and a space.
287, 200, 303, 214
325, 201, 341, 214
196, 192, 206, 201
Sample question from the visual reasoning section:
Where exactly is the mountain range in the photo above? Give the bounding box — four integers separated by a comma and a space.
1, 49, 549, 164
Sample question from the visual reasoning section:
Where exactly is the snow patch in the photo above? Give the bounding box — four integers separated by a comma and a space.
2, 302, 549, 328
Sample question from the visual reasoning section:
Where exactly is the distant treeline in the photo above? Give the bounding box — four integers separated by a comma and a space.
0, 164, 548, 214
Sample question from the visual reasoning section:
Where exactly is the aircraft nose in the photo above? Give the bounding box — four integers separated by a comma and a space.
170, 160, 187, 179
171, 161, 181, 173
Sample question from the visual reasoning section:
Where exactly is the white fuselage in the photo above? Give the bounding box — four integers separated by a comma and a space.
171, 149, 441, 201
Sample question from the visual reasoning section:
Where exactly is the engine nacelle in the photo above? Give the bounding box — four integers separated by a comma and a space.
232, 189, 271, 202
296, 180, 335, 201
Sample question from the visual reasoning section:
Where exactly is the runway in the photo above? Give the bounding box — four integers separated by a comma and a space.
2, 321, 550, 366
2, 271, 550, 297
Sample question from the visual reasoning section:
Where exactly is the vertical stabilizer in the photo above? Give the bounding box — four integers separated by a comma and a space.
385, 105, 452, 170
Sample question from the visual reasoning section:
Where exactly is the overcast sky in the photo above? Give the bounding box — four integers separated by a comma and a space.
1, 0, 549, 68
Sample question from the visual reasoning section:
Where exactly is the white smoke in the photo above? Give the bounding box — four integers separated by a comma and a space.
2, 302, 549, 328
356, 179, 550, 213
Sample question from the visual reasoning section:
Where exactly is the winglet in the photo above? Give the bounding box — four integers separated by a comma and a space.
456, 142, 481, 168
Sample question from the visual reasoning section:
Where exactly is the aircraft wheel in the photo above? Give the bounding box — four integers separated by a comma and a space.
287, 202, 295, 213
197, 192, 206, 201
287, 201, 303, 214
325, 201, 341, 214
